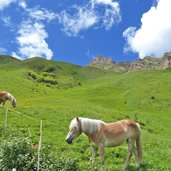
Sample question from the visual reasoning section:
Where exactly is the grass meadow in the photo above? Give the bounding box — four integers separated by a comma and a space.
0, 57, 171, 170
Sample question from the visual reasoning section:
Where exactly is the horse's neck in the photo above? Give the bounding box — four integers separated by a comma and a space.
7, 93, 13, 102
80, 118, 102, 135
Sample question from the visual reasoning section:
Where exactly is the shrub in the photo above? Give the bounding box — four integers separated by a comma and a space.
0, 135, 81, 171
151, 96, 155, 99
27, 71, 38, 80
42, 72, 56, 78
26, 70, 81, 89
0, 137, 37, 170
37, 77, 58, 85
54, 157, 81, 171
44, 66, 56, 73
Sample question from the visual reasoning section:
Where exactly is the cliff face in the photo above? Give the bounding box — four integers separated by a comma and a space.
130, 53, 171, 70
162, 52, 171, 68
89, 55, 128, 71
90, 55, 115, 65
89, 53, 171, 71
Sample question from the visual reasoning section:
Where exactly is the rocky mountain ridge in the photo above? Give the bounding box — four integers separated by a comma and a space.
89, 53, 171, 71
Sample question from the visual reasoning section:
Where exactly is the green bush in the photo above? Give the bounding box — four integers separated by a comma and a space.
42, 72, 56, 78
27, 71, 38, 80
44, 66, 56, 73
54, 157, 81, 171
0, 137, 37, 170
0, 135, 81, 171
37, 76, 58, 85
26, 70, 81, 88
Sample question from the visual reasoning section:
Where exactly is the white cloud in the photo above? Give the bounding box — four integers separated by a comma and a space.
18, 0, 27, 9
11, 52, 22, 59
123, 27, 136, 53
58, 6, 98, 37
58, 0, 121, 37
91, 0, 119, 9
12, 21, 53, 60
0, 0, 27, 10
1, 16, 12, 27
0, 0, 16, 10
0, 0, 55, 60
103, 7, 120, 30
28, 7, 57, 21
17, 0, 57, 21
0, 47, 7, 54
123, 0, 171, 58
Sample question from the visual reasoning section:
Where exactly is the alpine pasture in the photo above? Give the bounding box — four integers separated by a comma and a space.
0, 55, 170, 170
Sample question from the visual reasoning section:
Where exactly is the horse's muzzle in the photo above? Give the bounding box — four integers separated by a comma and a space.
66, 138, 72, 144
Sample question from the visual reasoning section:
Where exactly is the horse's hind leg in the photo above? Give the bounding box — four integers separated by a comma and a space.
124, 139, 134, 169
133, 144, 140, 168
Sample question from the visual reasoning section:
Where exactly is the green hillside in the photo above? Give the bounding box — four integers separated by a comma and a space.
0, 55, 20, 62
0, 57, 171, 170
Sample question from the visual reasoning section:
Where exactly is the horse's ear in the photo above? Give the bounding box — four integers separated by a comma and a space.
76, 117, 79, 122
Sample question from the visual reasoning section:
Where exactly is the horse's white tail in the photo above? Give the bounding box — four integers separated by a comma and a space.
136, 124, 143, 164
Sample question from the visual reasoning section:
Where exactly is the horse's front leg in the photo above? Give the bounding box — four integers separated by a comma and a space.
2, 100, 6, 106
90, 147, 98, 165
100, 145, 105, 171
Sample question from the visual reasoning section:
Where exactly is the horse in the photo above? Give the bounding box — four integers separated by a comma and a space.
66, 117, 143, 171
0, 91, 16, 108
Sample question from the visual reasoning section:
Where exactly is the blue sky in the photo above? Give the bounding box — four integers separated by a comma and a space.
0, 0, 171, 66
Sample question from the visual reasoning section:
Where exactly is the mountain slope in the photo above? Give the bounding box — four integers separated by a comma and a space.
0, 56, 108, 89
0, 56, 171, 170
0, 55, 20, 64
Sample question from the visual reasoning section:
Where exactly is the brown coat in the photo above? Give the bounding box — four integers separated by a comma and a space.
0, 91, 8, 104
0, 91, 16, 107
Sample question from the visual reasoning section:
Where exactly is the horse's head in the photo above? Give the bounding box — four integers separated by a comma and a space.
12, 98, 16, 108
66, 117, 82, 144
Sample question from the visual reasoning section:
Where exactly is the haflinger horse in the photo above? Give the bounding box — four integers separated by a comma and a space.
0, 91, 16, 108
66, 117, 142, 171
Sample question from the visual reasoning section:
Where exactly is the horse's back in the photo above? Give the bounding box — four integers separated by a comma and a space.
105, 120, 140, 140
106, 119, 138, 129
0, 91, 7, 99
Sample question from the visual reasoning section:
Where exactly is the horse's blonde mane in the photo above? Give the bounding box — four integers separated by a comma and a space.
80, 117, 104, 134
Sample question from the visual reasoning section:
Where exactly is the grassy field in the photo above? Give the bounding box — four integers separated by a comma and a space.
0, 56, 171, 170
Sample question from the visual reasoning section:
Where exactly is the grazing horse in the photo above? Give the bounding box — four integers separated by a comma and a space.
0, 91, 16, 108
66, 117, 142, 171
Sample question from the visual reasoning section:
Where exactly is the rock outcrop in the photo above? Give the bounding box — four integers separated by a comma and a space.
89, 52, 171, 71
89, 55, 128, 71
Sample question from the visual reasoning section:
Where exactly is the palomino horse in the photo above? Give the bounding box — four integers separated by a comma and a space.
0, 91, 16, 108
66, 117, 142, 171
